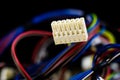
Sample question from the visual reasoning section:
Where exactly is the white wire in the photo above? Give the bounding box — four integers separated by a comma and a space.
108, 52, 120, 64
82, 71, 94, 80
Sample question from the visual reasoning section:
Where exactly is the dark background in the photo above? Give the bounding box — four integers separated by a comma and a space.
0, 1, 120, 33
0, 0, 120, 65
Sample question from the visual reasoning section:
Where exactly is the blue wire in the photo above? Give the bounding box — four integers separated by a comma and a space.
0, 8, 83, 55
71, 13, 100, 62
15, 62, 47, 80
69, 25, 105, 80
14, 9, 110, 80
41, 43, 76, 74
31, 9, 84, 24
73, 50, 120, 80
16, 19, 100, 79
70, 25, 120, 80
2, 8, 83, 56
87, 14, 100, 33
14, 9, 86, 80
15, 44, 76, 80
0, 26, 24, 46
70, 49, 120, 80
28, 27, 105, 79
0, 9, 83, 55
112, 50, 120, 63
69, 69, 92, 80
0, 26, 24, 55
85, 14, 93, 25
93, 43, 120, 67
72, 25, 105, 62
32, 14, 102, 78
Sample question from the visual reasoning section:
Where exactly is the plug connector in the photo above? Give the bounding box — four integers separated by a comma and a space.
51, 17, 88, 45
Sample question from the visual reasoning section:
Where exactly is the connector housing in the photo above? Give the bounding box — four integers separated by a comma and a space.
51, 17, 88, 45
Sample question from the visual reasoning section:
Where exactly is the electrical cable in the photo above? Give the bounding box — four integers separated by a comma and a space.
87, 13, 99, 32
91, 50, 120, 80
108, 52, 120, 64
0, 27, 24, 55
72, 23, 105, 62
31, 36, 48, 63
11, 30, 52, 80
32, 37, 53, 64
69, 69, 93, 80
32, 13, 102, 79
96, 49, 118, 64
104, 66, 111, 80
43, 43, 86, 77
0, 7, 118, 80
68, 26, 114, 80
15, 37, 54, 79
0, 8, 84, 56
13, 11, 91, 79
11, 9, 84, 79
31, 9, 84, 24
33, 23, 104, 79
39, 43, 77, 75
15, 61, 48, 80
102, 30, 116, 44
70, 50, 120, 80
8, 8, 119, 80
93, 44, 120, 67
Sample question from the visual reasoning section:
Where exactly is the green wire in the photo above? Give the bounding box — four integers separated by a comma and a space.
88, 13, 98, 30
107, 72, 116, 80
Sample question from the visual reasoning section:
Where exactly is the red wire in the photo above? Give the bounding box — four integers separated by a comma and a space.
11, 30, 52, 80
96, 49, 118, 65
59, 66, 67, 80
32, 36, 48, 63
88, 24, 100, 39
10, 23, 100, 79
44, 42, 86, 76
0, 31, 15, 54
43, 24, 101, 77
105, 66, 111, 79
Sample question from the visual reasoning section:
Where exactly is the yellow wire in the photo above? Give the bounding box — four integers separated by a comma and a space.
106, 73, 116, 80
67, 43, 71, 46
88, 13, 98, 30
88, 13, 115, 44
102, 30, 116, 43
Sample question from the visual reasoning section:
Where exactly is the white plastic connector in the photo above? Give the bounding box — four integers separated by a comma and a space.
51, 17, 88, 45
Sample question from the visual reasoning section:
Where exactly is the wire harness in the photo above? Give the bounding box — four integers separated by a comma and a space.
0, 8, 118, 80
51, 17, 88, 45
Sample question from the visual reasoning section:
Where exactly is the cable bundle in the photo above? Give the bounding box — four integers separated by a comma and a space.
0, 9, 119, 80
